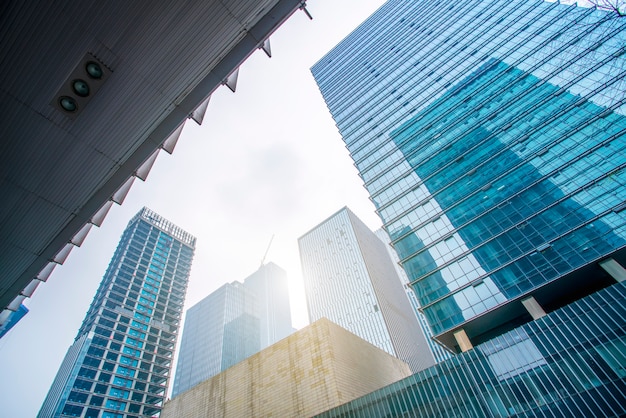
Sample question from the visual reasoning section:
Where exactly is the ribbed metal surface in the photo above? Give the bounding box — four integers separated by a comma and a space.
0, 0, 303, 312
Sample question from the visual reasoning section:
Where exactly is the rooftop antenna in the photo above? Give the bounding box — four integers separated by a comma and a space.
259, 234, 275, 268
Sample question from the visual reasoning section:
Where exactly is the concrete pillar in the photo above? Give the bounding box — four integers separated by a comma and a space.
521, 296, 546, 320
453, 329, 473, 353
599, 258, 626, 283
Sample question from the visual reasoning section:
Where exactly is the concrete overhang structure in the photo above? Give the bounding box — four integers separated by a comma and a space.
0, 0, 308, 323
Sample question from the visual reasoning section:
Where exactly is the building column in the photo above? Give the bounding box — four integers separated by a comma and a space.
521, 296, 546, 320
453, 329, 473, 353
599, 258, 626, 283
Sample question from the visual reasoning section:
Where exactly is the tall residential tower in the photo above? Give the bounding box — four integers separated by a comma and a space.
312, 0, 626, 416
39, 208, 195, 418
299, 207, 436, 372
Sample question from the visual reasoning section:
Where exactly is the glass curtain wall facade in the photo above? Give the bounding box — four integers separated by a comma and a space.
311, 0, 626, 352
299, 207, 436, 373
39, 208, 195, 418
316, 282, 626, 418
375, 229, 452, 364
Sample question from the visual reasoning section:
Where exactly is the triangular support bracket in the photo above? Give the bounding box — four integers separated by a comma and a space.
190, 98, 210, 125
261, 38, 272, 57
224, 68, 239, 93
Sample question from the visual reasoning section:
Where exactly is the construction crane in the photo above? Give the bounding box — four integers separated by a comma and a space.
259, 234, 275, 268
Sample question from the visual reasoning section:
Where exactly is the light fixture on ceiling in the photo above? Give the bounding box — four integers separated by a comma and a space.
59, 96, 77, 112
85, 61, 103, 79
72, 79, 90, 97
53, 53, 112, 118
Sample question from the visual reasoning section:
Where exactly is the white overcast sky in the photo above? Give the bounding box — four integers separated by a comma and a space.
0, 1, 387, 416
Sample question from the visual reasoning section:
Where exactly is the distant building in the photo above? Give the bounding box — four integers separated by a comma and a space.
38, 208, 195, 418
171, 282, 259, 397
0, 303, 29, 339
243, 262, 294, 349
311, 0, 626, 415
161, 318, 413, 418
299, 207, 435, 372
172, 262, 293, 397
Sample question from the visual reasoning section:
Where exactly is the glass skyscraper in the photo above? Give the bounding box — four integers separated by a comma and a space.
172, 262, 293, 397
310, 0, 626, 415
312, 0, 626, 353
299, 207, 437, 373
375, 228, 452, 364
243, 262, 294, 350
39, 208, 195, 418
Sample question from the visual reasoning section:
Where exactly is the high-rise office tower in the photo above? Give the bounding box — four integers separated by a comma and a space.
299, 207, 436, 372
172, 262, 292, 397
311, 0, 626, 416
39, 208, 195, 418
243, 262, 294, 350
312, 0, 626, 353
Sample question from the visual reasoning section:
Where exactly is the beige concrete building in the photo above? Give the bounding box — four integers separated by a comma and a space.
161, 318, 412, 417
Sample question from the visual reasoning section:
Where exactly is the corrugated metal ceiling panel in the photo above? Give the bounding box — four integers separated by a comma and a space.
0, 0, 303, 316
